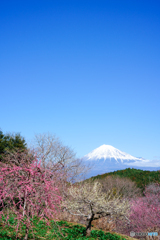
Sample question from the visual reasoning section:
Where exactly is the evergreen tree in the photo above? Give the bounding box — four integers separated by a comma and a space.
0, 129, 27, 162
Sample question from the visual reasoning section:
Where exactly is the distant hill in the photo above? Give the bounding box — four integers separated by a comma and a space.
87, 167, 160, 193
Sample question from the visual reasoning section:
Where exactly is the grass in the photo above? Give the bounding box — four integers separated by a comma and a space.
0, 215, 135, 240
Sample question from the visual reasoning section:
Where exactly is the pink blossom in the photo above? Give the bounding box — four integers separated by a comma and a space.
0, 154, 62, 240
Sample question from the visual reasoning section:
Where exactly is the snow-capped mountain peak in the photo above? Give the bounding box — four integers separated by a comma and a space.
81, 144, 160, 179
84, 144, 142, 163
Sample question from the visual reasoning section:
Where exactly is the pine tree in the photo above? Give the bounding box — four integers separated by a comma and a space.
0, 129, 27, 162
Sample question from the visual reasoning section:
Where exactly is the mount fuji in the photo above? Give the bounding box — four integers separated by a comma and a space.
82, 145, 160, 179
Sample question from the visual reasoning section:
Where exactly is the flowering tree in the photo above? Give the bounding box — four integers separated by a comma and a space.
116, 183, 160, 235
0, 152, 62, 240
62, 180, 130, 236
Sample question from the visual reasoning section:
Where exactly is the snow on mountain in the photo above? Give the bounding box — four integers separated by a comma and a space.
82, 145, 160, 179
83, 144, 144, 163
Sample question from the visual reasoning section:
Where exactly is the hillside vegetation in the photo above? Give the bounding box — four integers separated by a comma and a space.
0, 217, 130, 240
88, 168, 160, 192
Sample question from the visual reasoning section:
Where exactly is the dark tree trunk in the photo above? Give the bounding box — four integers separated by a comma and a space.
24, 226, 29, 240
84, 214, 95, 236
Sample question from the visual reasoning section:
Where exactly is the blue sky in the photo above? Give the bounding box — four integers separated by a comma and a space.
1, 0, 160, 162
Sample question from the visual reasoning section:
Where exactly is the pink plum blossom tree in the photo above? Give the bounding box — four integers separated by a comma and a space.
116, 183, 160, 235
0, 152, 62, 240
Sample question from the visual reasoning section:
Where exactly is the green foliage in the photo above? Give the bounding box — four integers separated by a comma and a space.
89, 168, 160, 193
0, 129, 27, 162
0, 216, 127, 240
56, 221, 127, 240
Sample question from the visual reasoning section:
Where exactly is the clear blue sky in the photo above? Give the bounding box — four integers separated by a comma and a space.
1, 0, 160, 162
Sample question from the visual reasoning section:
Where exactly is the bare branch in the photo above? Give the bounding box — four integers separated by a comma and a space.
31, 133, 91, 183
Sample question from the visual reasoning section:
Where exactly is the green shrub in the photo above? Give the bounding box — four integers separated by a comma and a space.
0, 217, 127, 239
